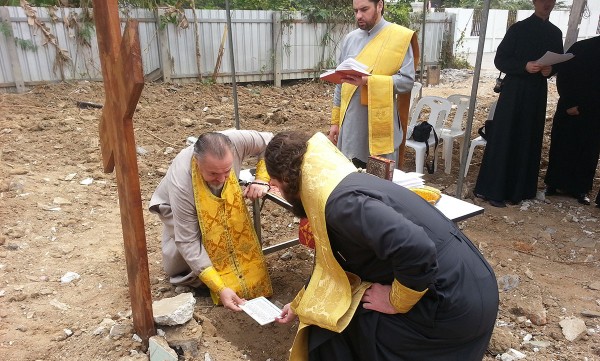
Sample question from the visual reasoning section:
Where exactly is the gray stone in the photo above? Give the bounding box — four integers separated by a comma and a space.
149, 336, 178, 361
581, 310, 600, 318
180, 118, 195, 127
153, 292, 196, 326
93, 318, 116, 336
559, 317, 587, 341
109, 322, 132, 340
497, 274, 520, 292
499, 348, 526, 361
589, 281, 600, 290
574, 237, 597, 249
168, 339, 199, 357
205, 116, 222, 125
524, 340, 552, 349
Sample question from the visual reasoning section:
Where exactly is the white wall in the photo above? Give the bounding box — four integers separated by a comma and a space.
446, 6, 599, 58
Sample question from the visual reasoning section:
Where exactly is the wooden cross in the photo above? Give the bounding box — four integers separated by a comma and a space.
93, 0, 155, 345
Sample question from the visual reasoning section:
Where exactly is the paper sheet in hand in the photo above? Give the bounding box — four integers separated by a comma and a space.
240, 296, 282, 325
535, 51, 574, 66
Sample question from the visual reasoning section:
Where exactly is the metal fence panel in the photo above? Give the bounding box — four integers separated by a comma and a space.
0, 6, 450, 91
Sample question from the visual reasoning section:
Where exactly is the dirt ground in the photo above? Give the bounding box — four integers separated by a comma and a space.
1, 71, 600, 361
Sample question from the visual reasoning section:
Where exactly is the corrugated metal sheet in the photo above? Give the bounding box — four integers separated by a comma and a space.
0, 6, 449, 91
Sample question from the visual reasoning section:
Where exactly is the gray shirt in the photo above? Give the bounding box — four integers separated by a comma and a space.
334, 19, 415, 164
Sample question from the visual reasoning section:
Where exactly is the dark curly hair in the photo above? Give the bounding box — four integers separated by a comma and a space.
265, 131, 311, 196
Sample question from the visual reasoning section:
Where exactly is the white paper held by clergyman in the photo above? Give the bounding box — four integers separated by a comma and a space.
239, 296, 282, 326
535, 51, 574, 66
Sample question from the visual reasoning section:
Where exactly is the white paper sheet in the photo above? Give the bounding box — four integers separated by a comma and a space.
535, 51, 574, 66
239, 296, 282, 326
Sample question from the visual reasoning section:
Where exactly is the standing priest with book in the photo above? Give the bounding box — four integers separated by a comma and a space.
327, 0, 418, 169
267, 131, 499, 361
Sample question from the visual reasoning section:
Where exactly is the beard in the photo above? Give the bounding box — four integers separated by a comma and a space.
287, 196, 307, 218
208, 183, 224, 196
279, 185, 307, 218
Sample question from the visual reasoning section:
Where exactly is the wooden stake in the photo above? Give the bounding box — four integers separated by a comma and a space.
92, 0, 155, 346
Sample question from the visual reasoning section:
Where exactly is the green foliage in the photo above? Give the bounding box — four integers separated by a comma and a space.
442, 0, 534, 10
439, 36, 470, 69
0, 21, 11, 36
16, 37, 38, 51
385, 2, 412, 27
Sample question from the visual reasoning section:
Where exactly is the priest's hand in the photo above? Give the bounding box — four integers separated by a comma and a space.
275, 303, 297, 324
328, 125, 340, 145
219, 287, 245, 312
526, 61, 543, 74
540, 65, 552, 76
361, 283, 398, 314
342, 74, 368, 87
243, 181, 270, 200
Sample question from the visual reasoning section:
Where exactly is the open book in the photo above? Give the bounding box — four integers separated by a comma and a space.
320, 58, 370, 84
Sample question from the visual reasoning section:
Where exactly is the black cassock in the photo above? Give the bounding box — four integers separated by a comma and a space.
544, 36, 600, 198
474, 14, 563, 204
307, 173, 498, 361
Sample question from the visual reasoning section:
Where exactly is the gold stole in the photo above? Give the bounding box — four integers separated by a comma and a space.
339, 24, 414, 155
289, 133, 372, 360
191, 158, 272, 304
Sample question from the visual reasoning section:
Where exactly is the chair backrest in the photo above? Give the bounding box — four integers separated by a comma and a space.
407, 96, 452, 138
409, 81, 422, 114
446, 94, 470, 131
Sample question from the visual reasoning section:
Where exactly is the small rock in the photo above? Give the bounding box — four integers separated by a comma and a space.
559, 317, 587, 341
581, 310, 600, 318
180, 118, 195, 127
205, 116, 222, 125
280, 251, 293, 261
60, 272, 80, 283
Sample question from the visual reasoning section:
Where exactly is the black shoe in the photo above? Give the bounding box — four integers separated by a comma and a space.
474, 193, 487, 201
577, 194, 591, 205
545, 186, 558, 196
489, 200, 507, 208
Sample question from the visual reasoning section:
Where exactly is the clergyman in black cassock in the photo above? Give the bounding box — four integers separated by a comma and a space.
265, 131, 499, 361
474, 8, 563, 206
544, 36, 600, 205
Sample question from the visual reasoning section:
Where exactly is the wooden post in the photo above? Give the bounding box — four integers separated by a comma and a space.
272, 11, 282, 87
564, 0, 586, 50
156, 7, 173, 82
0, 7, 26, 93
92, 0, 155, 346
213, 25, 228, 82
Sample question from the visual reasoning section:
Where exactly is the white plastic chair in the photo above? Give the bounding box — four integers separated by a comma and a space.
405, 96, 452, 174
464, 101, 498, 177
440, 94, 470, 174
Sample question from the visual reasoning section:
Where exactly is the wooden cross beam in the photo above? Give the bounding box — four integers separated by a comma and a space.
92, 0, 155, 345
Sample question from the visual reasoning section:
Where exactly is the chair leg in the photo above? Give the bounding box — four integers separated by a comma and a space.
465, 143, 477, 177
415, 148, 425, 173
443, 140, 452, 174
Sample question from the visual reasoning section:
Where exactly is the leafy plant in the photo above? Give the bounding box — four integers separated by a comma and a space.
16, 37, 38, 51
